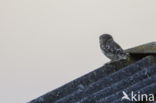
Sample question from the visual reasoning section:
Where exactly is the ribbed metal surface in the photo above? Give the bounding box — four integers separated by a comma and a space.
28, 56, 156, 103
98, 65, 156, 103
29, 57, 134, 103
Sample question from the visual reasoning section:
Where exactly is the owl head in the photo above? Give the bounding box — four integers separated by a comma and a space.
99, 34, 113, 43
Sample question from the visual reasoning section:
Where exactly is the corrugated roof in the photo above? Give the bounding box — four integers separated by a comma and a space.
28, 43, 156, 103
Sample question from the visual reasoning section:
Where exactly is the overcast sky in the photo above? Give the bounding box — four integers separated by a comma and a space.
0, 0, 156, 103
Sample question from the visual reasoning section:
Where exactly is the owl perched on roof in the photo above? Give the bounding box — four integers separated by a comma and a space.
99, 34, 128, 61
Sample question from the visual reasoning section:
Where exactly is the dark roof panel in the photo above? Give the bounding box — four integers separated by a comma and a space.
28, 55, 156, 103
54, 56, 156, 103
28, 57, 136, 103
28, 41, 156, 103
99, 64, 156, 103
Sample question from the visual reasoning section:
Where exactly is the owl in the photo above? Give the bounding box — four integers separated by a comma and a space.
99, 34, 128, 61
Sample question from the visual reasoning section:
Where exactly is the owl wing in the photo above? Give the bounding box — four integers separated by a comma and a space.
105, 39, 124, 54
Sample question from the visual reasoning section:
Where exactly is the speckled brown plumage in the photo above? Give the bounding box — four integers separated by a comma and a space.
99, 34, 128, 61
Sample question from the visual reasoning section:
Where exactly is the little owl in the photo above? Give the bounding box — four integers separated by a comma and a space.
99, 34, 128, 61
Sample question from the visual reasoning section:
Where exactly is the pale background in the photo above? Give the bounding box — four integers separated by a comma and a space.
0, 0, 156, 103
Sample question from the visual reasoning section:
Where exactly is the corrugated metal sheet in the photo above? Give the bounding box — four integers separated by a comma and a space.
28, 56, 156, 103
